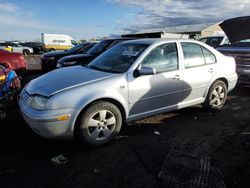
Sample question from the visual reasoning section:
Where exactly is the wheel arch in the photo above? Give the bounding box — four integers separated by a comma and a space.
73, 97, 127, 136
216, 77, 228, 89
23, 49, 29, 55
204, 77, 229, 100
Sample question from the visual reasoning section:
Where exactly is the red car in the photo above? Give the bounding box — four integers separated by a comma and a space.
0, 49, 27, 74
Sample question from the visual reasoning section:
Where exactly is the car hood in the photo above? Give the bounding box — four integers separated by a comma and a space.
43, 51, 69, 58
220, 16, 250, 43
26, 66, 118, 97
58, 53, 95, 63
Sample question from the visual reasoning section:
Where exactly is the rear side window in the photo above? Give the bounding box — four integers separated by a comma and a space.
181, 43, 205, 68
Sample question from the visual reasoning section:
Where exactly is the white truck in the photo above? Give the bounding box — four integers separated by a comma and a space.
41, 33, 78, 51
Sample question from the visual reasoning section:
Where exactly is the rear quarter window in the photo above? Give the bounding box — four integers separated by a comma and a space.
201, 47, 216, 64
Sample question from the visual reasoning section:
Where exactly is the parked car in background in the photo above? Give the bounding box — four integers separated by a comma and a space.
199, 36, 229, 48
41, 42, 97, 71
217, 16, 250, 86
0, 42, 33, 56
0, 49, 27, 74
19, 39, 237, 146
57, 38, 132, 68
41, 33, 78, 52
21, 42, 47, 54
0, 64, 21, 120
1, 46, 13, 52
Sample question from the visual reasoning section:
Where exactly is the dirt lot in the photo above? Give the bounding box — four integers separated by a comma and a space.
0, 56, 250, 188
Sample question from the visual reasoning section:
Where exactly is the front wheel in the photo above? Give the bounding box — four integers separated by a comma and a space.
203, 80, 228, 111
77, 101, 122, 146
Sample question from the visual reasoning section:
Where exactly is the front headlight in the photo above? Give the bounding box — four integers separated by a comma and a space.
63, 61, 77, 66
48, 57, 55, 60
31, 95, 49, 110
56, 63, 62, 68
41, 55, 55, 60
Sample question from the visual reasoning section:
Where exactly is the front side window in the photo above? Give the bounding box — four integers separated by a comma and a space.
181, 42, 205, 68
68, 43, 87, 53
71, 40, 78, 46
88, 43, 149, 73
87, 40, 112, 54
79, 44, 96, 54
140, 43, 178, 73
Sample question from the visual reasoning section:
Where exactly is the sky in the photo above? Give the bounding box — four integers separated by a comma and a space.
0, 0, 250, 41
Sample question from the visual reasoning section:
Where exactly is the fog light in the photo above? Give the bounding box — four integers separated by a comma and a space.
56, 114, 70, 121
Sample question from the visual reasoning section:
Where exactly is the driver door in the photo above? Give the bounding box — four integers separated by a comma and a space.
127, 42, 183, 119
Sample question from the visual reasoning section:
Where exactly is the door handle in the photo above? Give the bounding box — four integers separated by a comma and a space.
208, 68, 214, 73
173, 75, 180, 80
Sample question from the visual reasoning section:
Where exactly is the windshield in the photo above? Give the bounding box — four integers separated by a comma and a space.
199, 37, 223, 47
87, 42, 149, 73
67, 43, 88, 53
87, 40, 112, 54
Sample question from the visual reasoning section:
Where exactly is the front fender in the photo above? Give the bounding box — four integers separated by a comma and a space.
70, 90, 129, 134
75, 90, 129, 118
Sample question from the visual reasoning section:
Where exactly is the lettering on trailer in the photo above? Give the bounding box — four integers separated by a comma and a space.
52, 40, 66, 44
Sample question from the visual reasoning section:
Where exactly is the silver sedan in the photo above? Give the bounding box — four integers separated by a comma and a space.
19, 39, 238, 146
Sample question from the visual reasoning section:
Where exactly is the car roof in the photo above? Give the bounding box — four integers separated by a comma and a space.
200, 36, 225, 39
119, 38, 197, 45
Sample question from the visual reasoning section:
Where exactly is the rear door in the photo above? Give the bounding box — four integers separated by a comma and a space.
180, 42, 218, 107
11, 43, 22, 53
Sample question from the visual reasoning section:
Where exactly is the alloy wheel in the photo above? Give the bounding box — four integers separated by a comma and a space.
210, 85, 225, 107
87, 110, 116, 141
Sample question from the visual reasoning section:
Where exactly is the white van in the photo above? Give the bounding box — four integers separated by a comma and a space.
41, 33, 78, 51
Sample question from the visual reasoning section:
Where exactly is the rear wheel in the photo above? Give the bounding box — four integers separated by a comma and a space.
77, 101, 122, 146
203, 80, 227, 111
23, 49, 30, 56
49, 48, 55, 52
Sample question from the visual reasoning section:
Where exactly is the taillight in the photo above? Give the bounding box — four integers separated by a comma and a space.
0, 75, 6, 82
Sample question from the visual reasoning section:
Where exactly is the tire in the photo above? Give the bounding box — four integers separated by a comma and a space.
23, 50, 30, 56
77, 101, 122, 146
0, 104, 6, 120
203, 80, 228, 111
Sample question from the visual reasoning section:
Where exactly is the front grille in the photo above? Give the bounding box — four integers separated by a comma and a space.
21, 91, 30, 104
223, 52, 250, 66
239, 74, 250, 81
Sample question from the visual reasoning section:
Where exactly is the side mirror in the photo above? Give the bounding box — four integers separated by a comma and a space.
137, 66, 156, 76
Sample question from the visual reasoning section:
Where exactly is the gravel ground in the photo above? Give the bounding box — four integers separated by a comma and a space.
0, 56, 249, 188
